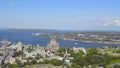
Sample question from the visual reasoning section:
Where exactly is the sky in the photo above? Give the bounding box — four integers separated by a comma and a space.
0, 0, 120, 31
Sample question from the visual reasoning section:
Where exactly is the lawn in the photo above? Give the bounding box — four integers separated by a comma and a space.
110, 59, 120, 64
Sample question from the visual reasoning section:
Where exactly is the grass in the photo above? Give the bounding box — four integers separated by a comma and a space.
110, 59, 120, 64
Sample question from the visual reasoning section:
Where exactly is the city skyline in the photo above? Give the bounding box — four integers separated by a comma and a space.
0, 0, 120, 31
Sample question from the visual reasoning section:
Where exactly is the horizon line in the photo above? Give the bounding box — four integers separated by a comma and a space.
0, 28, 120, 32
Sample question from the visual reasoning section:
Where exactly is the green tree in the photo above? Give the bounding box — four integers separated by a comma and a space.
58, 47, 65, 53
85, 55, 109, 67
35, 55, 40, 60
31, 60, 37, 64
57, 47, 66, 57
28, 57, 33, 60
71, 63, 82, 68
51, 59, 63, 66
72, 56, 87, 67
0, 53, 3, 56
15, 51, 24, 57
87, 48, 99, 55
7, 63, 20, 68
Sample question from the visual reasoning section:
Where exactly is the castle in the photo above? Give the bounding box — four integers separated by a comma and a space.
47, 38, 59, 52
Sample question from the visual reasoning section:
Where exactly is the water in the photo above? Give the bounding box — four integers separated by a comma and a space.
0, 29, 119, 48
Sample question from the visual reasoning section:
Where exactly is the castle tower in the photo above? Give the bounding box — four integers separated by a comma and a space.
47, 38, 59, 52
17, 41, 22, 51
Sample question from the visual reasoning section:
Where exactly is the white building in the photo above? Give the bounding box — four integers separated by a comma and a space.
73, 47, 87, 55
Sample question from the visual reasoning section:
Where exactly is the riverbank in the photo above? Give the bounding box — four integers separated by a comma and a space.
36, 36, 120, 45
61, 39, 120, 45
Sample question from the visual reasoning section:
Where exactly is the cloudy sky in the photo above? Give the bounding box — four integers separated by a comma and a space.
0, 0, 120, 31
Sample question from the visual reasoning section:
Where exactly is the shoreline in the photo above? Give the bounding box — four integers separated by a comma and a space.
62, 39, 120, 45
36, 35, 120, 45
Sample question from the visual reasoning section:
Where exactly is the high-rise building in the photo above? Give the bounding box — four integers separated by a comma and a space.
17, 41, 22, 51
47, 38, 59, 52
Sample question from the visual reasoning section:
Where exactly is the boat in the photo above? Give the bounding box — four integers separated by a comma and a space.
74, 42, 78, 45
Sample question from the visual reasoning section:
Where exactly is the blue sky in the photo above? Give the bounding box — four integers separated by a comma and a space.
0, 0, 120, 31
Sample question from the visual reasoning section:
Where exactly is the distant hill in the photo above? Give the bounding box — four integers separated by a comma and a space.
6, 29, 73, 34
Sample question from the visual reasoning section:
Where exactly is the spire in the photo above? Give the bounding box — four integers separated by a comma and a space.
5, 39, 8, 42
3, 38, 5, 42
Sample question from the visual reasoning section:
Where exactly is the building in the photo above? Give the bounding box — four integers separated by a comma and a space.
73, 47, 87, 55
47, 38, 59, 52
17, 41, 23, 52
0, 46, 15, 56
0, 39, 12, 47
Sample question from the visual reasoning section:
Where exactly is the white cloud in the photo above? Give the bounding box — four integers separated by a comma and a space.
104, 23, 109, 27
103, 22, 112, 27
96, 23, 101, 26
114, 19, 120, 26
95, 18, 120, 27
